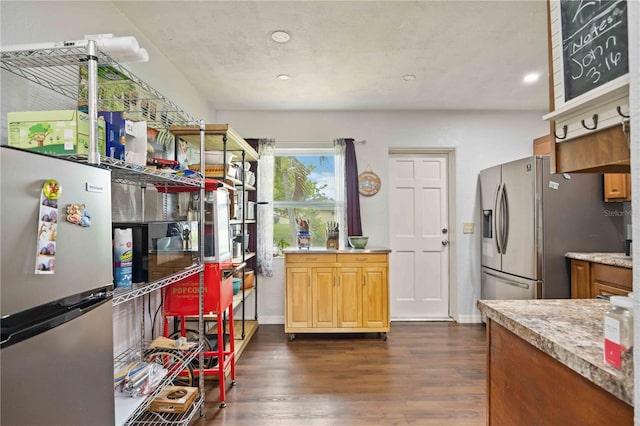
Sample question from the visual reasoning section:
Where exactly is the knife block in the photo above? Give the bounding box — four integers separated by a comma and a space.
326, 231, 339, 249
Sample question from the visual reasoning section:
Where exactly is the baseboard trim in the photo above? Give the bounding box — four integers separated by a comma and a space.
456, 314, 483, 324
390, 317, 454, 322
257, 315, 284, 325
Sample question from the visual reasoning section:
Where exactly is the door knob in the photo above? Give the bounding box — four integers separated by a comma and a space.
442, 228, 448, 234
442, 239, 449, 246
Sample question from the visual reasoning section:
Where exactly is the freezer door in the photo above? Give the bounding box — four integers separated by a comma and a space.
500, 157, 538, 280
480, 164, 501, 271
481, 267, 541, 300
1, 148, 113, 316
541, 157, 624, 298
1, 295, 114, 425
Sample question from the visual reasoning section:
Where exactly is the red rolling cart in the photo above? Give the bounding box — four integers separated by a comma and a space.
163, 261, 236, 407
158, 178, 238, 408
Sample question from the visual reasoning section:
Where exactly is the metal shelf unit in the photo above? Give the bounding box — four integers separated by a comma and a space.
171, 125, 260, 346
114, 341, 204, 426
112, 266, 203, 306
1, 44, 197, 129
107, 144, 206, 425
1, 42, 206, 426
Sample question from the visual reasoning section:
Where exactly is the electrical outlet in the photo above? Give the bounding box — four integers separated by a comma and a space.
463, 223, 475, 234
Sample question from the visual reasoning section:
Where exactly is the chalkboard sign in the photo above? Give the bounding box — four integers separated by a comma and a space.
560, 0, 628, 102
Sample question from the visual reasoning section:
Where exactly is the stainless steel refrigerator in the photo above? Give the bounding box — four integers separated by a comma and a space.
480, 155, 623, 300
1, 146, 115, 425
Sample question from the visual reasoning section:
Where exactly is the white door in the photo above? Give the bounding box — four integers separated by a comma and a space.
389, 153, 450, 320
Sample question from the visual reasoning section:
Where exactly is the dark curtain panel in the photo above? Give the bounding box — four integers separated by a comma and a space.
345, 138, 363, 236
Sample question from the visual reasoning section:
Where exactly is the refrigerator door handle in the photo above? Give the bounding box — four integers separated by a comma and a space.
494, 183, 503, 254
483, 270, 531, 290
1, 291, 112, 349
501, 183, 509, 253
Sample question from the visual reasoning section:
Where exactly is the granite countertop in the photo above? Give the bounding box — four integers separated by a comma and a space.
477, 299, 633, 406
565, 252, 632, 269
283, 247, 391, 254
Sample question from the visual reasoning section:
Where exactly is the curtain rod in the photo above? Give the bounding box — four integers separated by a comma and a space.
275, 139, 367, 144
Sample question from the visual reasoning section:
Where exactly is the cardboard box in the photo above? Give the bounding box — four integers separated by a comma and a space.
124, 120, 147, 166
149, 386, 198, 413
98, 111, 126, 160
8, 110, 106, 156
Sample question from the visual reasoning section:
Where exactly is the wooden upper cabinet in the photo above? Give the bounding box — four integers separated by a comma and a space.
604, 173, 631, 202
543, 0, 630, 174
533, 135, 552, 156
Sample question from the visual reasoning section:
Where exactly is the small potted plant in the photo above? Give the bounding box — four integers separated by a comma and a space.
276, 239, 290, 256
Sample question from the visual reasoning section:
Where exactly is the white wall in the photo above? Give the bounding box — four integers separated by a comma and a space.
216, 110, 549, 323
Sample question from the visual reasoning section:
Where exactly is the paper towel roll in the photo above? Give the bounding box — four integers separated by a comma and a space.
116, 48, 149, 63
97, 36, 140, 56
114, 227, 133, 288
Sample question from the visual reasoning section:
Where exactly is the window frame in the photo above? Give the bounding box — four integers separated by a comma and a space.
272, 146, 339, 247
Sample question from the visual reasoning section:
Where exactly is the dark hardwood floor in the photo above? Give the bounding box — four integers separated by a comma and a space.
194, 322, 487, 425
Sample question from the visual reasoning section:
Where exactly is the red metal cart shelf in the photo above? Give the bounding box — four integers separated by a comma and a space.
163, 261, 236, 408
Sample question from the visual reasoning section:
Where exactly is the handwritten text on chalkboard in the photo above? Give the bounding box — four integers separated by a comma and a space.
561, 0, 628, 102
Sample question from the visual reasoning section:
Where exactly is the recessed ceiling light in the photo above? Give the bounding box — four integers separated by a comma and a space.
402, 74, 417, 81
277, 74, 290, 80
271, 31, 291, 43
523, 72, 540, 84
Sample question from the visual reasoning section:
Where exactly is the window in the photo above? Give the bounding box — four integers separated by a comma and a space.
273, 148, 338, 249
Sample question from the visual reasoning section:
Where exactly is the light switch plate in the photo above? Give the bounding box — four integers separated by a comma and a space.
463, 223, 475, 234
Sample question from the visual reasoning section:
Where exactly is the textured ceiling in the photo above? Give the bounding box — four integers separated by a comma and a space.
113, 0, 550, 111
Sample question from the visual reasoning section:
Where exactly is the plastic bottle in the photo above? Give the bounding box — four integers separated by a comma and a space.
603, 294, 634, 369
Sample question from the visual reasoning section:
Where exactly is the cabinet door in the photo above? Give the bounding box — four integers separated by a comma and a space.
570, 260, 591, 299
336, 268, 362, 328
312, 267, 336, 328
604, 174, 631, 202
362, 266, 388, 328
285, 267, 312, 328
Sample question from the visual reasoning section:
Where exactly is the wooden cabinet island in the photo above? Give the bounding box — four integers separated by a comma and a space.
477, 299, 632, 426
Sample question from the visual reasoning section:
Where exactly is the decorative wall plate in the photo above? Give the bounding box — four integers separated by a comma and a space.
358, 170, 381, 196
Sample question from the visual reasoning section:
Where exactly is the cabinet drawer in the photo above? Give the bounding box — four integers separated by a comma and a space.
337, 253, 387, 263
592, 263, 632, 290
286, 253, 337, 264
592, 281, 631, 297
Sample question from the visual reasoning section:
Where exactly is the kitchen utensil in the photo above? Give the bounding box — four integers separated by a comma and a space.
232, 277, 242, 294
326, 221, 339, 249
348, 236, 368, 249
233, 242, 243, 258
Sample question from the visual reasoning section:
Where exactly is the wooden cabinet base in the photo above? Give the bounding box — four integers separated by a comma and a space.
284, 252, 390, 336
570, 259, 632, 298
486, 320, 632, 425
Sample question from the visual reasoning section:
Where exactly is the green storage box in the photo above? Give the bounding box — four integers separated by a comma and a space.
8, 110, 106, 156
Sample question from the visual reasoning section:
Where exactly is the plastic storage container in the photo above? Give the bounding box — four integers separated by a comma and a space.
603, 294, 634, 369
